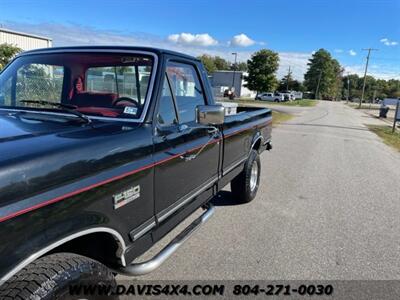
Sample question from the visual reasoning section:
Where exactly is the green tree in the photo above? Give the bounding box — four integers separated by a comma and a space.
245, 49, 279, 93
331, 58, 344, 100
0, 43, 21, 70
278, 76, 304, 92
213, 56, 230, 70
375, 79, 388, 99
342, 74, 358, 98
341, 74, 400, 100
386, 79, 400, 98
304, 49, 343, 99
231, 61, 248, 72
279, 73, 292, 92
197, 54, 217, 74
198, 55, 237, 74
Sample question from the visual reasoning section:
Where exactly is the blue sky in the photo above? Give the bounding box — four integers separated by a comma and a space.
1, 0, 399, 80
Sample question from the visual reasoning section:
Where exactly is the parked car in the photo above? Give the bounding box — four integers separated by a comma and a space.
256, 92, 284, 102
279, 92, 295, 101
0, 46, 272, 298
291, 91, 303, 100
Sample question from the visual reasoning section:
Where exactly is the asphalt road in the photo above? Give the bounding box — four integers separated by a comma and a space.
120, 101, 400, 280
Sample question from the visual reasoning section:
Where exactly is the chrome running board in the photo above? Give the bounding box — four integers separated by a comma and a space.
117, 204, 215, 276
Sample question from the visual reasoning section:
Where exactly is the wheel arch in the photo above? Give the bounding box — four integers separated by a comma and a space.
1, 227, 127, 283
250, 132, 264, 154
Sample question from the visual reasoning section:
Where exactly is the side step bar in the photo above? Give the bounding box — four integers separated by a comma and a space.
117, 204, 215, 276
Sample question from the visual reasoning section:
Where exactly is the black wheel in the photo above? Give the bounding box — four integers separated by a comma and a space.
231, 149, 261, 203
0, 253, 117, 300
274, 99, 279, 102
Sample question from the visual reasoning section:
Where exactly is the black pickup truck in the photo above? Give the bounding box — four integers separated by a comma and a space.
0, 46, 272, 298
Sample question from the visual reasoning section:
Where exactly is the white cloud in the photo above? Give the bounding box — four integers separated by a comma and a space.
277, 52, 312, 80
167, 33, 218, 47
348, 49, 357, 56
334, 49, 344, 53
4, 21, 399, 82
380, 38, 398, 46
230, 33, 255, 47
0, 22, 312, 80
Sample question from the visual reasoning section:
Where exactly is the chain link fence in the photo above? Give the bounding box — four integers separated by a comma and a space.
16, 76, 63, 103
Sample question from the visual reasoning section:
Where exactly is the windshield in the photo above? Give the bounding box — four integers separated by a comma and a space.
0, 52, 154, 120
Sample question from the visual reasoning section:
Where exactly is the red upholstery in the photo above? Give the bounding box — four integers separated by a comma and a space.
71, 92, 118, 108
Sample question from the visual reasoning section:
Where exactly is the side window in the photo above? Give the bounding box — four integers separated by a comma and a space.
166, 62, 206, 124
16, 64, 64, 103
0, 77, 12, 106
156, 75, 178, 126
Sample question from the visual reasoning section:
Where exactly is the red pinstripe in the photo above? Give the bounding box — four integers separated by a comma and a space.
0, 118, 271, 223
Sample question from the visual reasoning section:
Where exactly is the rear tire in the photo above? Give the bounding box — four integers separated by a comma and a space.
231, 150, 261, 203
0, 253, 117, 300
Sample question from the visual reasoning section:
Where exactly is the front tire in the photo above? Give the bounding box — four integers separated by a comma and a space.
231, 149, 261, 203
0, 253, 117, 300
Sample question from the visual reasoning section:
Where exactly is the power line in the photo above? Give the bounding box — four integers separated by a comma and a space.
360, 48, 378, 108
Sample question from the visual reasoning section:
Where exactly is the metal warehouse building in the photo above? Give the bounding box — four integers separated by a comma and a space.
210, 71, 256, 98
0, 28, 52, 51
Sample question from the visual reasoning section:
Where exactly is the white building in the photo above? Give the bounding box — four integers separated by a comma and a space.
0, 28, 52, 51
210, 71, 256, 98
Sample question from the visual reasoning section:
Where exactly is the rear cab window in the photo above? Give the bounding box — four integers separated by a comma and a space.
86, 65, 150, 106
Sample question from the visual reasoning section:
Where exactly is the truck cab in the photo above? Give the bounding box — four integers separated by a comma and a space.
0, 46, 272, 298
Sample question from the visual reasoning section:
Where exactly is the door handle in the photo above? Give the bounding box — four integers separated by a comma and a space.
178, 124, 219, 135
180, 153, 197, 161
180, 130, 220, 162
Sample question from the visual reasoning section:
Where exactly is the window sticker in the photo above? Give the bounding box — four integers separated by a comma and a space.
123, 106, 138, 115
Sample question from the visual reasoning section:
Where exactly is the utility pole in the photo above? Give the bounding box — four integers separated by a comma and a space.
315, 69, 322, 100
392, 100, 400, 133
231, 52, 238, 95
347, 72, 350, 104
286, 66, 292, 91
360, 48, 378, 108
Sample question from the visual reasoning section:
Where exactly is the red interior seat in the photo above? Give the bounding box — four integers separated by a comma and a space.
71, 92, 118, 108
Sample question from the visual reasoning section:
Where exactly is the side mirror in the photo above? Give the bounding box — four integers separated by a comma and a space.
196, 105, 225, 126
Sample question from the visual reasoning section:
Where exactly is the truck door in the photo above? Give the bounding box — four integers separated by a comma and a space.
153, 61, 220, 223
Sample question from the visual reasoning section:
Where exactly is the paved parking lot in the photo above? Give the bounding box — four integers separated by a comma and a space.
120, 101, 400, 281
